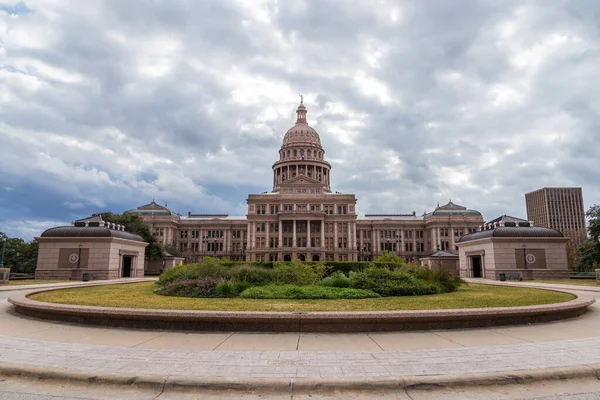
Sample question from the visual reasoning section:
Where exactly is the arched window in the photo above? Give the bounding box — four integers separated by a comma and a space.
307, 149, 311, 158
293, 149, 297, 157
287, 150, 290, 158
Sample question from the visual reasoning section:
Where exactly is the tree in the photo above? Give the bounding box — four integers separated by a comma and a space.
375, 250, 404, 266
575, 204, 600, 272
95, 212, 164, 261
0, 230, 38, 274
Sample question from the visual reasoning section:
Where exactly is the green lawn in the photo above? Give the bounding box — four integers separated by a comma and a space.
531, 280, 599, 287
28, 282, 575, 312
3, 280, 71, 286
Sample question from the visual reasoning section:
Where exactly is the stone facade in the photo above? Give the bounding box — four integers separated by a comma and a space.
127, 102, 485, 262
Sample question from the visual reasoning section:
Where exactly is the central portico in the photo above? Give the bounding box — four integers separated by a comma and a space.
246, 99, 358, 262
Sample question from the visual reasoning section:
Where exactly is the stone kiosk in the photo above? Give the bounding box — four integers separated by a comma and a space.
35, 216, 148, 280
457, 215, 570, 280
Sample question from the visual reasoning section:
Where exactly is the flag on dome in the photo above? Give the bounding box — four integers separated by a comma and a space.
301, 154, 305, 161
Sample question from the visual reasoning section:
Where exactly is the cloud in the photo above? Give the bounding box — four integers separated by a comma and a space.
0, 0, 599, 239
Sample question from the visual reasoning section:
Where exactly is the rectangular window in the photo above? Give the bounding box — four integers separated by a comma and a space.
180, 230, 188, 239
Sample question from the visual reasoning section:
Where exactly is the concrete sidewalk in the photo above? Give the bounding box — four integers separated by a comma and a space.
0, 277, 154, 292
464, 278, 600, 292
1, 280, 600, 392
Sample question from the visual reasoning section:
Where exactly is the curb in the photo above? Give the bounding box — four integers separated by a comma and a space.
8, 287, 595, 332
0, 278, 154, 293
1, 362, 600, 394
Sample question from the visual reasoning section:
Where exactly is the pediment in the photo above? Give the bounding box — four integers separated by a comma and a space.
280, 174, 323, 187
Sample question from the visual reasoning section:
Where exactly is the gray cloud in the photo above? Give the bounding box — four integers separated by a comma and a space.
1, 0, 599, 239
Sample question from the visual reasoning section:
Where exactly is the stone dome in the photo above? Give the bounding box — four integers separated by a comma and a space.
282, 102, 322, 148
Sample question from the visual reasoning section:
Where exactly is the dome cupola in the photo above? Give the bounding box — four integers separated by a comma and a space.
271, 97, 332, 193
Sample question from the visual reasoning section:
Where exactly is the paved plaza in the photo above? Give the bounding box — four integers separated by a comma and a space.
1, 280, 600, 397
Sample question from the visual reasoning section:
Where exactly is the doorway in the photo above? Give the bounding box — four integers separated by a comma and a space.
298, 254, 306, 262
471, 256, 482, 278
312, 254, 320, 261
283, 254, 292, 261
122, 256, 133, 278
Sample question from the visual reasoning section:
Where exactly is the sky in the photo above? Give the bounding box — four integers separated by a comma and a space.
1, 0, 599, 241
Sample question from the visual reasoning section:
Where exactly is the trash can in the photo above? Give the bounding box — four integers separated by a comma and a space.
82, 273, 91, 282
499, 273, 506, 282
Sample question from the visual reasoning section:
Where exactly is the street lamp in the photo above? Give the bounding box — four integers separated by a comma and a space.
0, 237, 6, 269
521, 244, 527, 270
76, 243, 83, 269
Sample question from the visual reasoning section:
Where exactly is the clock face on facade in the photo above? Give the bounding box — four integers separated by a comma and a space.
526, 253, 536, 264
68, 253, 79, 264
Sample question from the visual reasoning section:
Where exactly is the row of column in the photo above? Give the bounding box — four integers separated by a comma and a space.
247, 220, 357, 250
273, 164, 329, 186
430, 227, 468, 252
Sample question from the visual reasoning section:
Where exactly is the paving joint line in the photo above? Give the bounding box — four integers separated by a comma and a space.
132, 331, 170, 348
490, 329, 534, 343
211, 332, 235, 351
431, 331, 466, 347
366, 333, 385, 351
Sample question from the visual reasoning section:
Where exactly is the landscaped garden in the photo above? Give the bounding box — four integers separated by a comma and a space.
29, 254, 576, 311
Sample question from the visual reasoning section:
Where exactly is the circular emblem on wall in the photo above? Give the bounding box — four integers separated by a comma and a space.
69, 253, 79, 264
526, 253, 536, 264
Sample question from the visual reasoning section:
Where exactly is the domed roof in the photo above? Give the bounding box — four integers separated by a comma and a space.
282, 101, 322, 148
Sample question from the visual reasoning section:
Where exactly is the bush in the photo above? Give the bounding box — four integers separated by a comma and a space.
318, 271, 351, 288
415, 268, 463, 293
229, 265, 276, 285
349, 267, 440, 297
239, 284, 380, 299
323, 261, 371, 275
155, 277, 227, 298
157, 260, 231, 286
272, 259, 326, 285
215, 282, 237, 298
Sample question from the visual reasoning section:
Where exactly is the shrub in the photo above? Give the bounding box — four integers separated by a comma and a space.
318, 271, 351, 288
155, 277, 227, 298
349, 267, 440, 297
374, 250, 404, 267
215, 282, 236, 298
272, 259, 326, 285
157, 261, 231, 286
323, 261, 370, 275
232, 281, 252, 294
229, 265, 276, 285
239, 284, 380, 299
415, 268, 463, 293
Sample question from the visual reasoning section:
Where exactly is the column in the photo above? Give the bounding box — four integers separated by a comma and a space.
223, 230, 228, 256
246, 223, 251, 250
375, 229, 380, 254
360, 230, 364, 252
279, 221, 283, 248
265, 222, 270, 249
252, 222, 256, 249
347, 222, 351, 252
320, 220, 325, 250
241, 230, 245, 261
293, 220, 297, 248
412, 230, 417, 255
450, 227, 455, 253
307, 219, 311, 247
334, 222, 338, 249
400, 230, 405, 255
436, 227, 441, 251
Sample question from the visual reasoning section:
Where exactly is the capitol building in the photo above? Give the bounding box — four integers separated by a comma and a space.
127, 101, 484, 263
